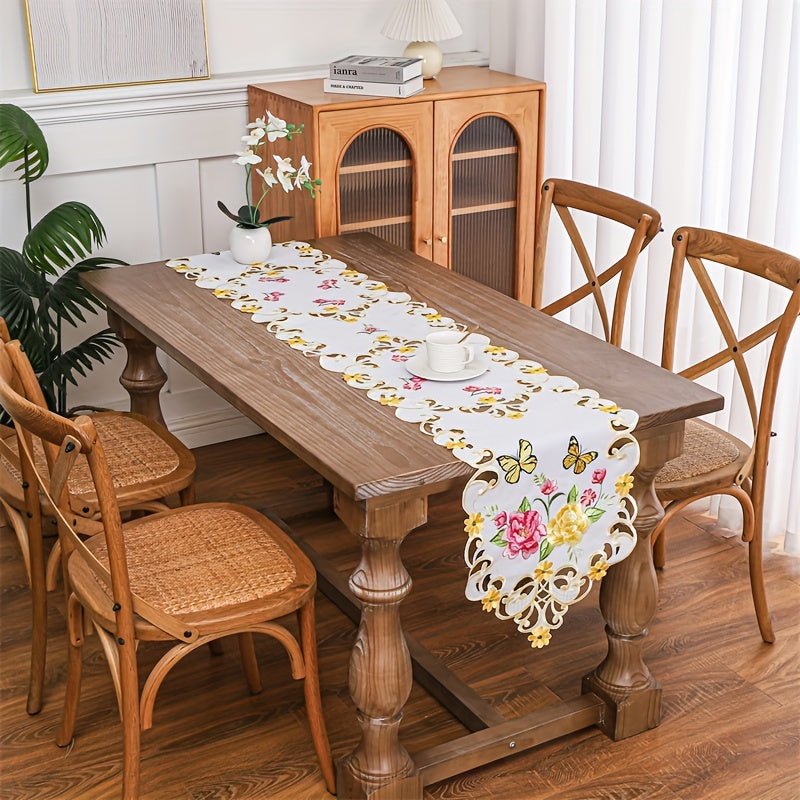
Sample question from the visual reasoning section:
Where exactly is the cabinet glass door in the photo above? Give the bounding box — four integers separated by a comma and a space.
338, 128, 413, 251
450, 116, 519, 297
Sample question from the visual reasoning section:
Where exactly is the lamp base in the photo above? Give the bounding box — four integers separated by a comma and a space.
403, 41, 443, 79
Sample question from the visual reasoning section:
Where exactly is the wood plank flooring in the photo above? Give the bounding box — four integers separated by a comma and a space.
1, 434, 798, 799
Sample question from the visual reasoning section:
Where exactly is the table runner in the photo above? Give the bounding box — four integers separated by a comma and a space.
166, 241, 640, 647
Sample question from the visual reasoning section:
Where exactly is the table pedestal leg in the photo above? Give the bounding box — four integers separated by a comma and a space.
108, 311, 167, 424
334, 490, 428, 800
583, 424, 683, 740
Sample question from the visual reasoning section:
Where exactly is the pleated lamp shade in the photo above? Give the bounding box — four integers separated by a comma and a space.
381, 0, 463, 79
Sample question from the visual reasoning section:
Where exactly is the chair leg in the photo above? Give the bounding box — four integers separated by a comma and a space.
179, 483, 196, 506
26, 509, 48, 716
748, 535, 775, 643
237, 633, 262, 694
56, 595, 85, 747
118, 641, 142, 800
652, 526, 666, 569
298, 599, 336, 795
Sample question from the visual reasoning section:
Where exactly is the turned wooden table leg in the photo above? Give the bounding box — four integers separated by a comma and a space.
107, 311, 167, 425
334, 490, 429, 800
582, 423, 684, 740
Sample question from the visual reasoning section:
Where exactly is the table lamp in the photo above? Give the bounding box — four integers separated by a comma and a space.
381, 0, 463, 79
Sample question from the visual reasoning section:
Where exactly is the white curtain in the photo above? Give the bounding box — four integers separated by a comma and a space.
490, 0, 800, 553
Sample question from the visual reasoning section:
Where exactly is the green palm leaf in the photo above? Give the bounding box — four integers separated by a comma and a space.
38, 258, 125, 327
23, 202, 106, 274
0, 246, 38, 333
37, 329, 119, 394
0, 104, 48, 182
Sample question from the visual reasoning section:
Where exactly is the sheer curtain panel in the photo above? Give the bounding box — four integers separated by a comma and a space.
490, 0, 799, 553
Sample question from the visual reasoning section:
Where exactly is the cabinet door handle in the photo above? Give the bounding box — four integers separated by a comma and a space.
438, 236, 448, 244
423, 238, 432, 246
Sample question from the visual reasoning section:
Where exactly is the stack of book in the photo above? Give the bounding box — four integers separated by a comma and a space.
324, 55, 424, 98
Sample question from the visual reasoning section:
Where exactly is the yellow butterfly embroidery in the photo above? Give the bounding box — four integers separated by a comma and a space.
497, 439, 538, 484
562, 435, 598, 474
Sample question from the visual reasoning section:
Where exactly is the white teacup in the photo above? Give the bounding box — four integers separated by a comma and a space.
425, 331, 475, 373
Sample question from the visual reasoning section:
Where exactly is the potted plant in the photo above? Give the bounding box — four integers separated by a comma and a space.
218, 110, 321, 264
0, 103, 124, 416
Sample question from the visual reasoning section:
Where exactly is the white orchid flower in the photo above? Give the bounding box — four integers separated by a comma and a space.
264, 111, 290, 142
273, 155, 295, 191
256, 166, 278, 188
294, 155, 312, 188
240, 133, 262, 147
247, 116, 267, 130
233, 149, 261, 165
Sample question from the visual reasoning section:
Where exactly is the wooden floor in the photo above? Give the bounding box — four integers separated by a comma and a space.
1, 434, 798, 799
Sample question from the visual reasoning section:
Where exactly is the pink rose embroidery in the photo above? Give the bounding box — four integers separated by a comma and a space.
580, 488, 597, 507
495, 510, 547, 559
591, 468, 607, 484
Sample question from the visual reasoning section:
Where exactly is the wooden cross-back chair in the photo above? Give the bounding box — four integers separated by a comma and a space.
0, 338, 335, 800
0, 317, 196, 715
532, 178, 662, 347
653, 227, 800, 643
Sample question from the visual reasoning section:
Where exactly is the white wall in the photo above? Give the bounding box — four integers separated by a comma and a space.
1, 0, 490, 446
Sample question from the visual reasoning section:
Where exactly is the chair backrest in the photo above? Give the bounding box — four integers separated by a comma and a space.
532, 178, 662, 347
662, 226, 800, 500
0, 338, 197, 645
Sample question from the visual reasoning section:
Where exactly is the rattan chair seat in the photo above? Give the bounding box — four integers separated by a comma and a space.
69, 503, 313, 635
2, 412, 193, 514
656, 418, 748, 501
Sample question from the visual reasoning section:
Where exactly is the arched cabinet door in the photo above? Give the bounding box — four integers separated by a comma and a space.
434, 94, 539, 303
316, 104, 434, 257
248, 67, 545, 304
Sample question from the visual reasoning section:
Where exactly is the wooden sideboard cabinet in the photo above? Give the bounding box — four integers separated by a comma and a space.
248, 66, 545, 302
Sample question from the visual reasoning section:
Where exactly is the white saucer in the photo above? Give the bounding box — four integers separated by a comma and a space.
405, 353, 490, 381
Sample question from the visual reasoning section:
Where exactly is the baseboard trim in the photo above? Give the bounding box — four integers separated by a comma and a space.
165, 407, 262, 449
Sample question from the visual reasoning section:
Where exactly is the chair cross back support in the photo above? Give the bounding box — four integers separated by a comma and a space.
654, 226, 800, 644
533, 178, 662, 347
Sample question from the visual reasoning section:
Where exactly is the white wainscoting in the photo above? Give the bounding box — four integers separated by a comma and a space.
1, 2, 489, 447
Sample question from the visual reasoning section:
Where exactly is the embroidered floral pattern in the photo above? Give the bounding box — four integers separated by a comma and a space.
166, 241, 640, 647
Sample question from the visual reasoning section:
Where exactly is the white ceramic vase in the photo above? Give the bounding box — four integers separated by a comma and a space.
229, 224, 272, 264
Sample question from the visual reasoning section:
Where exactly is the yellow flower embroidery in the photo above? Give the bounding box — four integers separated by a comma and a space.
507, 411, 524, 419
599, 403, 620, 413
379, 395, 401, 406
464, 512, 484, 537
376, 335, 392, 343
340, 269, 359, 277
446, 439, 467, 450
287, 336, 308, 346
370, 283, 387, 291
533, 560, 553, 581
213, 287, 232, 297
527, 627, 552, 648
547, 502, 590, 547
482, 587, 500, 611
343, 316, 358, 323
425, 313, 442, 321
486, 345, 507, 355
615, 473, 634, 496
265, 269, 281, 277
398, 345, 415, 353
588, 558, 608, 581
239, 303, 261, 313
477, 396, 497, 404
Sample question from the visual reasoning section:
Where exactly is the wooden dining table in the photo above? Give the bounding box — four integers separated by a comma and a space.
83, 233, 723, 799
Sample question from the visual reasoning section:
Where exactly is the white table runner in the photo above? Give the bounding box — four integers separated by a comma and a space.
166, 242, 640, 647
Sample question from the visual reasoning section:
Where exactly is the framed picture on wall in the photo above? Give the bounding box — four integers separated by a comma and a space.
24, 0, 210, 92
